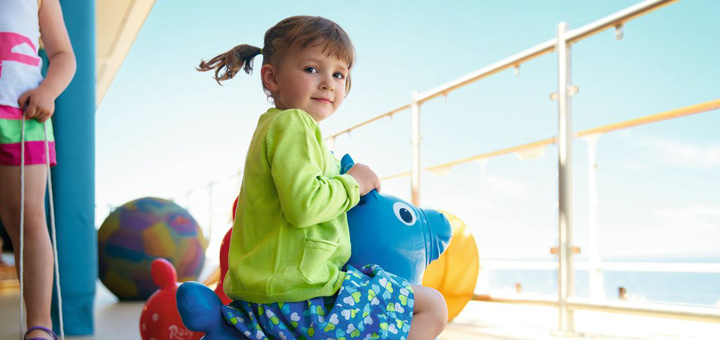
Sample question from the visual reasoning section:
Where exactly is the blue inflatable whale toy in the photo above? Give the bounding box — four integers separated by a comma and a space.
176, 154, 452, 338
341, 154, 452, 284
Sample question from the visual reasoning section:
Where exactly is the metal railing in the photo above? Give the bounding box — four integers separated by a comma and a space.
480, 256, 720, 324
175, 0, 720, 334
323, 0, 720, 333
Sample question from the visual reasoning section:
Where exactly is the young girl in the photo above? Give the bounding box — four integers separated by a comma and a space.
0, 0, 76, 339
198, 16, 447, 340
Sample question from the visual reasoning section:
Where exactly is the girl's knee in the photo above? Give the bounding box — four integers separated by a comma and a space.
1, 210, 48, 240
413, 286, 448, 329
23, 209, 47, 224
0, 198, 45, 221
430, 289, 448, 327
0, 201, 20, 220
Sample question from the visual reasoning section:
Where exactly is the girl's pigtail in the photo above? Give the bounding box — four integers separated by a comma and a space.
197, 44, 263, 85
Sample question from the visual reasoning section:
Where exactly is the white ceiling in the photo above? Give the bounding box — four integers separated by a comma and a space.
96, 0, 155, 106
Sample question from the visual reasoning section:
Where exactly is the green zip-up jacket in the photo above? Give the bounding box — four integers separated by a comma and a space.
224, 108, 361, 303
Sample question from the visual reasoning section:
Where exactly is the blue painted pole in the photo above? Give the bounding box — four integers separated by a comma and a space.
50, 0, 96, 335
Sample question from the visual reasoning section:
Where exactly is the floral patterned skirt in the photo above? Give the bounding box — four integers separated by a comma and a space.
222, 264, 414, 339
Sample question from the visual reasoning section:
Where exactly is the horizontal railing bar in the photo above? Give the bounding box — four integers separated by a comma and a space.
327, 0, 677, 141
482, 260, 559, 270
380, 99, 719, 181
327, 38, 555, 141
426, 137, 557, 173
565, 0, 678, 44
482, 260, 720, 273
381, 171, 411, 181
474, 294, 556, 307
473, 294, 720, 323
598, 262, 720, 273
577, 99, 720, 138
418, 0, 678, 105
414, 40, 556, 105
381, 137, 557, 180
327, 104, 411, 140
567, 297, 720, 324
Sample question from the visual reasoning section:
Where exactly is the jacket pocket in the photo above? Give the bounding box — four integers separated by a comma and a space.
299, 238, 339, 284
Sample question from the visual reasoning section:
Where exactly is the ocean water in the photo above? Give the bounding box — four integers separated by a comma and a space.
487, 267, 720, 307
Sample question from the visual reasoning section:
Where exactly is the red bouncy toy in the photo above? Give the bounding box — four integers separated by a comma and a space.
139, 258, 202, 340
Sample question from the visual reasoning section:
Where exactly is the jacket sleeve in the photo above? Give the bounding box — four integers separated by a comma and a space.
266, 110, 360, 228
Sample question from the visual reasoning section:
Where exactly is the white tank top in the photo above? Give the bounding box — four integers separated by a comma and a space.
0, 0, 44, 108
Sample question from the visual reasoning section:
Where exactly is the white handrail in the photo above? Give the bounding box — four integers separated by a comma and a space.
327, 0, 679, 141
181, 0, 704, 333
325, 0, 685, 334
482, 260, 720, 273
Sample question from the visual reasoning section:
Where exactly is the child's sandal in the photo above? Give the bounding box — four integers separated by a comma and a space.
24, 326, 58, 340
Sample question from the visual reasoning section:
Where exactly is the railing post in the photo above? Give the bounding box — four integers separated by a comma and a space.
327, 136, 335, 153
556, 22, 576, 335
410, 91, 421, 206
586, 134, 605, 300
207, 180, 214, 239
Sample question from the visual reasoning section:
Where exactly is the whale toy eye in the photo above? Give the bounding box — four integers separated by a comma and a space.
393, 202, 417, 226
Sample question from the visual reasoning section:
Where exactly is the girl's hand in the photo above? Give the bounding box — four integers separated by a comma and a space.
18, 87, 56, 123
347, 163, 381, 196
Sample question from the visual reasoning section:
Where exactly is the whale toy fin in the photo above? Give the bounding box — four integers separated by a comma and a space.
341, 154, 379, 204
340, 154, 355, 175
177, 282, 239, 339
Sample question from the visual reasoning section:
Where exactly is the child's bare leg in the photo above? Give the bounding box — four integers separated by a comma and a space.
407, 284, 447, 340
0, 165, 54, 337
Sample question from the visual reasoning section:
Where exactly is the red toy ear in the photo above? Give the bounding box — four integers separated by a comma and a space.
151, 258, 177, 289
214, 196, 237, 305
142, 258, 202, 340
214, 228, 232, 305
232, 196, 238, 221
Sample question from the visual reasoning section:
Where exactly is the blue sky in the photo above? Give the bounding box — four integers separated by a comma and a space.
97, 0, 720, 262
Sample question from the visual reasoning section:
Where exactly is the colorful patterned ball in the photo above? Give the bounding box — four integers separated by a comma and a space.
98, 197, 207, 300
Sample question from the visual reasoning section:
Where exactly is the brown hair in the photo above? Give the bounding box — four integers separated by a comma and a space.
197, 16, 355, 95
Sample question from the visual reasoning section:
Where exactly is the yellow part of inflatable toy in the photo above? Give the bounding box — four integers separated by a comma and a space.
422, 210, 479, 321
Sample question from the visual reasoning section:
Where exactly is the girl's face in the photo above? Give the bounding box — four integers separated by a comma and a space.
264, 43, 349, 122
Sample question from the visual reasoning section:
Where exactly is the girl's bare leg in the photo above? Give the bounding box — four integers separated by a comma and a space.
0, 165, 54, 338
407, 284, 447, 340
